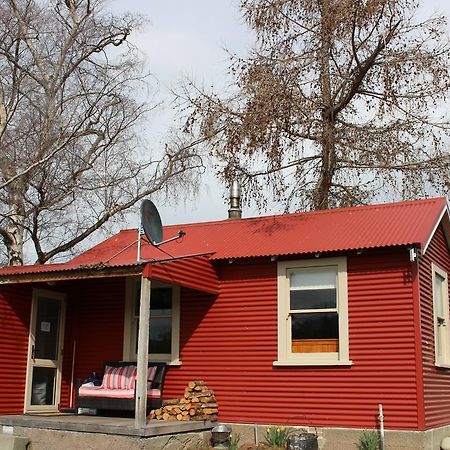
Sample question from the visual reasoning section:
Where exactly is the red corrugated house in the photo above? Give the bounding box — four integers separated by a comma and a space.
1, 197, 450, 447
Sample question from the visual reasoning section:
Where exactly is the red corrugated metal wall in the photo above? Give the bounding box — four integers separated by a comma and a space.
419, 225, 450, 429
0, 250, 422, 428
0, 284, 32, 414
164, 249, 420, 430
59, 277, 126, 409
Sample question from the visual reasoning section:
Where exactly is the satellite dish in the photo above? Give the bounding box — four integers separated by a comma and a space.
141, 200, 163, 245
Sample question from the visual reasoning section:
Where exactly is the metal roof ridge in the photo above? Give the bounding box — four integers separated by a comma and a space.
116, 196, 447, 233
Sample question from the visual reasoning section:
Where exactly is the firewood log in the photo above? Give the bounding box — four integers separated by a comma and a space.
162, 398, 179, 406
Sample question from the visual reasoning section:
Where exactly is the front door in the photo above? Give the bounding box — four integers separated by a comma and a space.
25, 289, 66, 413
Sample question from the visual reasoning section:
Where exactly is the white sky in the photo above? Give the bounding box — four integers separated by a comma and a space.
111, 0, 254, 226
111, 0, 450, 227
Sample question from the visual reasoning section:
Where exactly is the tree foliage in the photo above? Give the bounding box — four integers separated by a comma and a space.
181, 0, 450, 211
0, 0, 203, 265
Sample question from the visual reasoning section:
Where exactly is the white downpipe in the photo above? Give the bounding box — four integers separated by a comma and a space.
378, 403, 385, 450
137, 216, 142, 261
69, 340, 76, 409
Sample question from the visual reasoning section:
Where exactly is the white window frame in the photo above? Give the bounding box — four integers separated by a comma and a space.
432, 263, 450, 368
123, 277, 181, 365
274, 257, 351, 366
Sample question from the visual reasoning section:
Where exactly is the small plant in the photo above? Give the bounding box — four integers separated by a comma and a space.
228, 432, 241, 450
264, 426, 290, 447
357, 430, 379, 450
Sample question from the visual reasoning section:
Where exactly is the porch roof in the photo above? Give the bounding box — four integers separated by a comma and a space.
0, 254, 219, 295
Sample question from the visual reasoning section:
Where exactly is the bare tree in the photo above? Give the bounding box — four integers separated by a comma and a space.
0, 0, 203, 265
180, 0, 450, 211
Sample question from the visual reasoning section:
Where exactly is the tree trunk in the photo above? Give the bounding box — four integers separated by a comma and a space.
3, 181, 26, 266
313, 0, 336, 211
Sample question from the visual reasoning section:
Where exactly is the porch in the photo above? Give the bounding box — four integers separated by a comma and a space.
0, 413, 215, 437
0, 414, 215, 450
0, 252, 220, 429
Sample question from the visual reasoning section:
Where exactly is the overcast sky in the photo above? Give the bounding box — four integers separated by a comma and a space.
112, 0, 450, 227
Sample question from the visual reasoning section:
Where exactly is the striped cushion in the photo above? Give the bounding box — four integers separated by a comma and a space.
127, 365, 157, 390
78, 386, 161, 399
102, 365, 136, 389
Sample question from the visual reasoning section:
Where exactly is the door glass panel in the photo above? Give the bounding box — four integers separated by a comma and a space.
34, 298, 61, 360
31, 367, 56, 405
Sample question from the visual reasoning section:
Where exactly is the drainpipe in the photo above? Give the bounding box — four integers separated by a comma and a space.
378, 403, 385, 450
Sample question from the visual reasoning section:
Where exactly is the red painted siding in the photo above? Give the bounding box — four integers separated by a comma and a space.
164, 250, 419, 430
60, 277, 126, 409
0, 247, 424, 430
0, 285, 32, 414
419, 225, 450, 429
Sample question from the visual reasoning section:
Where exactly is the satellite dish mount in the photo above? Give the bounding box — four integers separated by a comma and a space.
137, 200, 185, 261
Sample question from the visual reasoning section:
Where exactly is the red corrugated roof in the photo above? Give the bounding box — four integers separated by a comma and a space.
0, 197, 447, 278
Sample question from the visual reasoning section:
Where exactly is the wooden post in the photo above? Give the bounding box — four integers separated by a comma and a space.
135, 276, 151, 428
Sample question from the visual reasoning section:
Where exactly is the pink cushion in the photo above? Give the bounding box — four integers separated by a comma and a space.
78, 386, 161, 399
147, 388, 161, 398
126, 366, 137, 389
102, 365, 136, 389
128, 365, 157, 390
79, 387, 134, 399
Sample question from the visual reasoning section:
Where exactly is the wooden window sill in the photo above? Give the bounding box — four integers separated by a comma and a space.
273, 359, 352, 367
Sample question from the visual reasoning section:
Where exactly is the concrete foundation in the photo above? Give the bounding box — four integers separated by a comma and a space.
3, 415, 450, 450
0, 415, 214, 450
5, 427, 210, 450
225, 423, 450, 450
0, 434, 29, 450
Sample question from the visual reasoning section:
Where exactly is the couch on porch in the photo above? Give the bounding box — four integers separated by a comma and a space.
76, 361, 166, 413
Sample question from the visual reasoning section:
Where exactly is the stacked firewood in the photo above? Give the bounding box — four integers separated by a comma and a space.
148, 380, 218, 421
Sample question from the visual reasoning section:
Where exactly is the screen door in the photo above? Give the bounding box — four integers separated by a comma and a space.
25, 290, 66, 412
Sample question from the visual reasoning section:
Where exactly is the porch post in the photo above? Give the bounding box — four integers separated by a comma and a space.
134, 276, 151, 428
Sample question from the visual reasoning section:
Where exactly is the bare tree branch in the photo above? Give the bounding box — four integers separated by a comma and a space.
177, 0, 450, 212
0, 0, 203, 265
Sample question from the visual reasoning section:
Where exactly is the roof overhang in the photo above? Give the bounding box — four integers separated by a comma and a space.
142, 255, 219, 295
0, 254, 219, 296
0, 264, 144, 284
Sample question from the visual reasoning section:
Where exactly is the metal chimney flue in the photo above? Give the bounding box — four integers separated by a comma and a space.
228, 180, 242, 219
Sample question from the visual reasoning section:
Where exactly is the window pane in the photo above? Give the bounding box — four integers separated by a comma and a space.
133, 283, 173, 355
290, 288, 336, 310
291, 313, 339, 353
290, 268, 336, 290
289, 267, 337, 310
135, 317, 172, 355
435, 274, 444, 318
135, 286, 172, 316
292, 312, 338, 340
150, 317, 172, 354
150, 288, 172, 316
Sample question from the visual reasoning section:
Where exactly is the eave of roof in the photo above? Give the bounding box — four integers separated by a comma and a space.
0, 262, 144, 284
